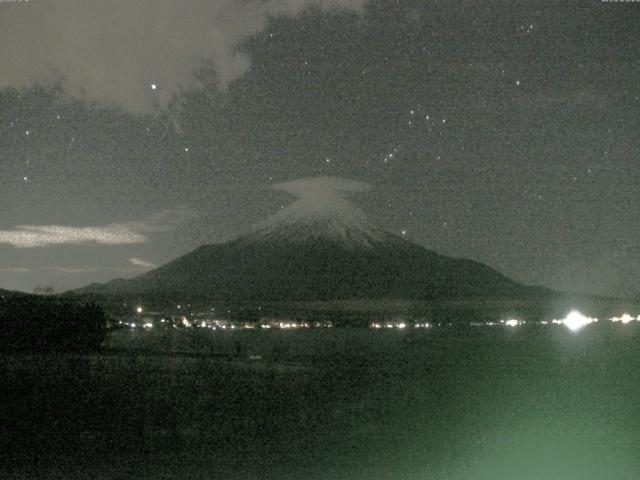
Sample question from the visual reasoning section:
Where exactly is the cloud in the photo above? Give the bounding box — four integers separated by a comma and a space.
0, 207, 196, 248
259, 176, 373, 228
273, 176, 370, 199
41, 266, 140, 275
0, 266, 140, 274
0, 267, 30, 273
0, 0, 365, 112
0, 225, 146, 248
125, 207, 198, 233
129, 257, 158, 269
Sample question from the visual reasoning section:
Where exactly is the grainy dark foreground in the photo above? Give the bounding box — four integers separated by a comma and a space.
2, 325, 640, 480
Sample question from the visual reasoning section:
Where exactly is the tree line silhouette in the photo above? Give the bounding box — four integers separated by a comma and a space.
0, 294, 106, 352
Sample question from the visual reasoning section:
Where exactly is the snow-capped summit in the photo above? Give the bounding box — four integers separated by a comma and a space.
239, 176, 391, 248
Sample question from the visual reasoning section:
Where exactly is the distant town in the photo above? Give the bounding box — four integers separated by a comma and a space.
115, 305, 640, 333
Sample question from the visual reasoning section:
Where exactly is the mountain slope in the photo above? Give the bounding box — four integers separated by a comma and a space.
79, 177, 547, 304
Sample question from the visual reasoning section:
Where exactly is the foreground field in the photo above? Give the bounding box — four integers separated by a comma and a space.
2, 324, 640, 479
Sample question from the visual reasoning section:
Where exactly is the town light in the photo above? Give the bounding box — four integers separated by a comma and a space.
560, 310, 596, 332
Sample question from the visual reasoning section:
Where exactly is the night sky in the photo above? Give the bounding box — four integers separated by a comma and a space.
1, 0, 639, 296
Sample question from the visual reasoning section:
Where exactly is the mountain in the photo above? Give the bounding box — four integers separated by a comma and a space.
78, 177, 549, 304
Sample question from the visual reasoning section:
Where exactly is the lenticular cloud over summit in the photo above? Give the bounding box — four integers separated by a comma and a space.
269, 176, 371, 219
245, 176, 384, 247
272, 176, 370, 199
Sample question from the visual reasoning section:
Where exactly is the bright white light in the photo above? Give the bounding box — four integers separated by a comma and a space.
611, 313, 635, 324
504, 319, 520, 327
150, 83, 157, 90
130, 323, 136, 329
143, 322, 153, 329
559, 310, 597, 332
397, 323, 406, 329
136, 306, 143, 314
